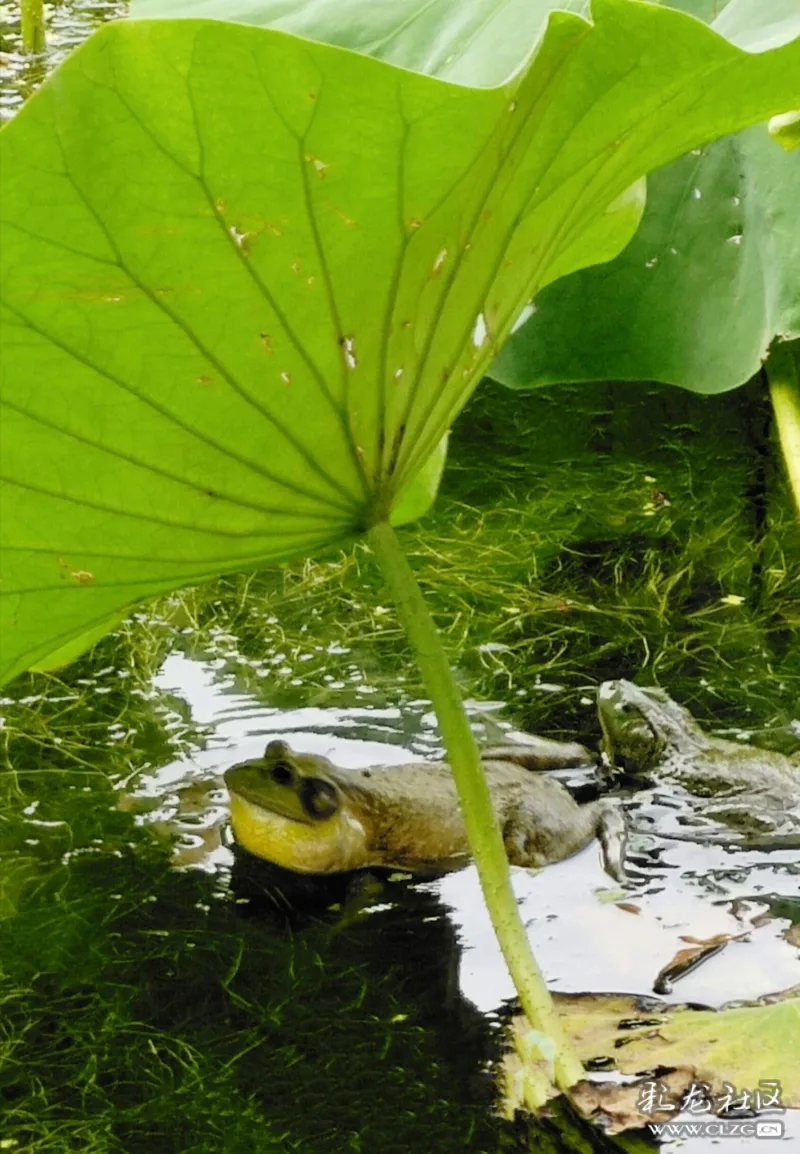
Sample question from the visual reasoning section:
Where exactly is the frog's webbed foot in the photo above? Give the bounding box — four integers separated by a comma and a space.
595, 799, 627, 884
482, 738, 596, 772
328, 871, 390, 933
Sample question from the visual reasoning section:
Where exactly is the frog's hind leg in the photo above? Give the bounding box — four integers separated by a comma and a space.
482, 737, 596, 771
502, 791, 626, 881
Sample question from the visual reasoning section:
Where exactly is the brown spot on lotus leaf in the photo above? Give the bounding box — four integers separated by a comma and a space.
340, 336, 357, 370
431, 248, 447, 275
196, 375, 212, 385
228, 226, 254, 254
259, 334, 273, 353
305, 155, 329, 178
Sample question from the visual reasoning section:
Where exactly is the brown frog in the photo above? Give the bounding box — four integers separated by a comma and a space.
598, 679, 800, 845
225, 738, 625, 880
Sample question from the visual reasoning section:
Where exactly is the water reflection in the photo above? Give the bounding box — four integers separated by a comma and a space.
0, 0, 127, 123
132, 647, 800, 1015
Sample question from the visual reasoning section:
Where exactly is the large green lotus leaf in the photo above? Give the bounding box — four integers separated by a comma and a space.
3, 3, 800, 684
491, 0, 800, 395
129, 0, 589, 87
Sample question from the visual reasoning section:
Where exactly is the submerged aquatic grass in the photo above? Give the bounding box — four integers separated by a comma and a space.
1, 379, 799, 1152
1, 851, 498, 1152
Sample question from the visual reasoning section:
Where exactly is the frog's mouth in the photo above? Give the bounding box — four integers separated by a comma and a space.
226, 770, 339, 826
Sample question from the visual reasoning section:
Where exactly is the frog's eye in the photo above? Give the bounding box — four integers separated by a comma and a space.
265, 739, 291, 758
300, 779, 338, 821
270, 761, 295, 787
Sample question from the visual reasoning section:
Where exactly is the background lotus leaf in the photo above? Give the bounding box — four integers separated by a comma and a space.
129, 0, 589, 86
491, 0, 800, 394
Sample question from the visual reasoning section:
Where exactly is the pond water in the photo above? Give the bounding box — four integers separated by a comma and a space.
2, 8, 799, 1153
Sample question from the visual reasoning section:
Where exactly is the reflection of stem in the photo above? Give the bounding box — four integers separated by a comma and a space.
366, 520, 584, 1098
766, 341, 800, 518
21, 0, 45, 53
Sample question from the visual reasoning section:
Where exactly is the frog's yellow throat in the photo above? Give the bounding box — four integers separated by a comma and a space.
228, 791, 370, 873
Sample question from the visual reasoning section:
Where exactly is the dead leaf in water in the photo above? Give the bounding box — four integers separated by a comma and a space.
502, 988, 800, 1130
570, 1068, 694, 1132
653, 930, 750, 994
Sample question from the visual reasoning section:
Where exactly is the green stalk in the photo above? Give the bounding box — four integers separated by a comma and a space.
21, 0, 46, 53
766, 341, 800, 518
366, 519, 584, 1095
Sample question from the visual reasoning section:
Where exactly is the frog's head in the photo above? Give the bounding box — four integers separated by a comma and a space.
224, 740, 370, 873
597, 680, 702, 773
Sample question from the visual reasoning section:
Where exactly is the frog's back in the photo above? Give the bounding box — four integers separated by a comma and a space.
671, 737, 800, 804
356, 754, 568, 809
339, 756, 578, 870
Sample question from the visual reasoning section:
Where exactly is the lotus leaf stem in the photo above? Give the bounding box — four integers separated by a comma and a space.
367, 519, 585, 1097
766, 341, 800, 518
